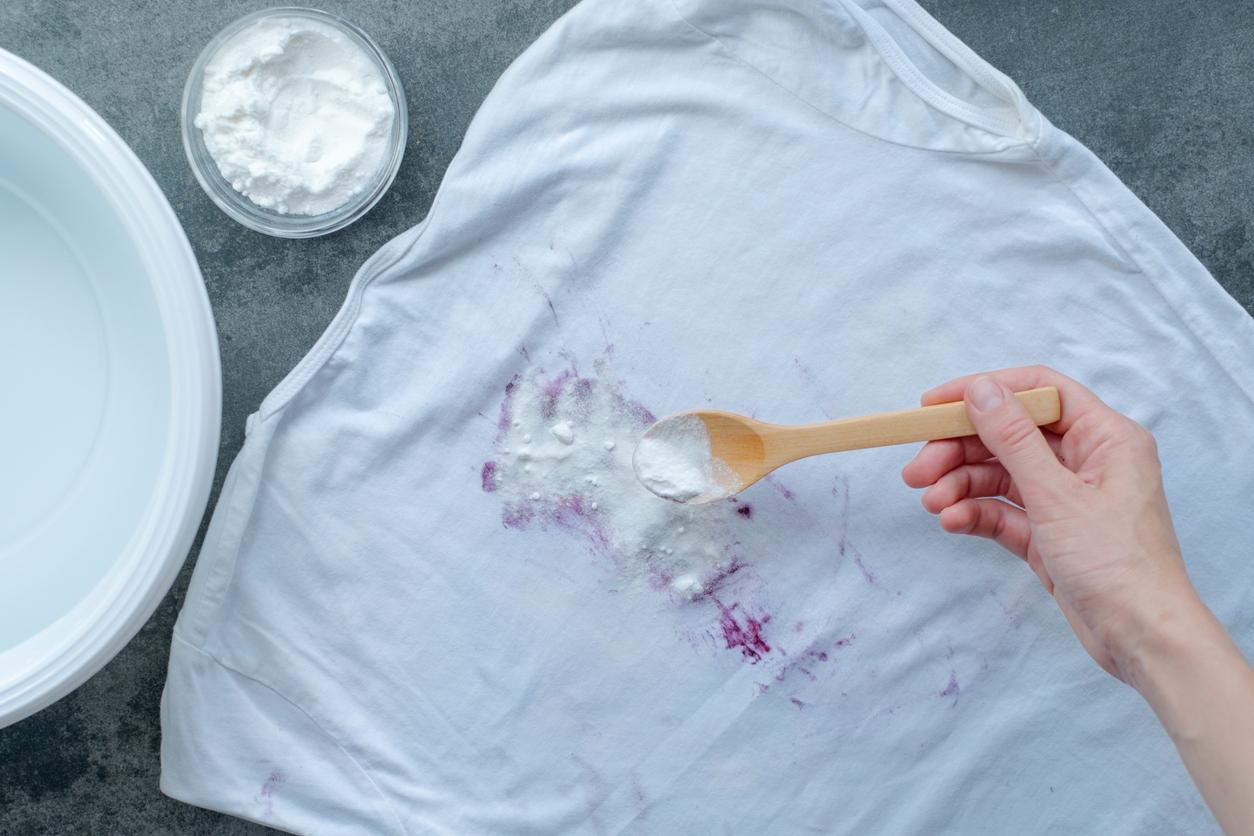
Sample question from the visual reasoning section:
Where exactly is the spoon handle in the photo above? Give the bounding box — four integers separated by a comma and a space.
774, 387, 1060, 460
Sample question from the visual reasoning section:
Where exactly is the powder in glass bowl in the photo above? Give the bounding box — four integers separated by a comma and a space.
194, 16, 396, 215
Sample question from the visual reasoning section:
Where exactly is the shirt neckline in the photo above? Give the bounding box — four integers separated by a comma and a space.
837, 0, 1034, 141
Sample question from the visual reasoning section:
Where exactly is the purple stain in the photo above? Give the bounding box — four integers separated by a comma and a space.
502, 504, 535, 529
518, 345, 531, 362
495, 374, 521, 441
539, 368, 577, 419
799, 645, 830, 666
259, 769, 285, 818
790, 697, 806, 709
699, 557, 747, 596
713, 597, 771, 663
853, 553, 876, 585
540, 494, 612, 553
569, 376, 597, 416
631, 778, 647, 807
792, 356, 816, 386
834, 633, 856, 649
767, 634, 845, 688
612, 392, 657, 428
792, 621, 805, 633
510, 495, 607, 547
735, 504, 753, 519
940, 671, 960, 706
832, 476, 851, 558
260, 769, 284, 797
790, 358, 833, 417
481, 461, 499, 492
764, 475, 795, 500
990, 588, 1022, 629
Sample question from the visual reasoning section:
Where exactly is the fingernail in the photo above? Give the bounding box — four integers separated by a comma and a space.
967, 376, 1004, 412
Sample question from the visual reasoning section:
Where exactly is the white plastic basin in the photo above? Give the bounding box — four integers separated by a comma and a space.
0, 49, 220, 728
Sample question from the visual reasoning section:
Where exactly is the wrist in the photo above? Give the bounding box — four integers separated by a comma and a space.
1114, 588, 1210, 688
1112, 584, 1237, 738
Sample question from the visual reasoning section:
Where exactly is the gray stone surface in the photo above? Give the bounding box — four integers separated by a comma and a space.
0, 0, 1250, 832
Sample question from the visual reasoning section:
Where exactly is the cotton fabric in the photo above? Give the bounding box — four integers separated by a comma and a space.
161, 0, 1254, 832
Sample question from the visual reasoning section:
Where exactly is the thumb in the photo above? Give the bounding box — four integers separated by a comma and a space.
964, 376, 1070, 505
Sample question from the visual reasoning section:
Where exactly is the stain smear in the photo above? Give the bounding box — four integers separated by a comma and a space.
258, 769, 285, 818
714, 598, 772, 663
481, 461, 499, 492
852, 554, 876, 585
939, 672, 960, 706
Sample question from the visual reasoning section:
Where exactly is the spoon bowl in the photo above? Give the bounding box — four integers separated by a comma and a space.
681, 410, 770, 494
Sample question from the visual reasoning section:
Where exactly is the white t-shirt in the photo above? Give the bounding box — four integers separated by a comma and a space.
160, 0, 1254, 833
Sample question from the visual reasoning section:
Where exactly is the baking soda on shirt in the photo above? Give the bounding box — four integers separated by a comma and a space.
481, 367, 749, 599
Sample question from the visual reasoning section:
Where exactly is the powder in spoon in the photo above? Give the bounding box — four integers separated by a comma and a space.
194, 16, 396, 215
633, 415, 740, 503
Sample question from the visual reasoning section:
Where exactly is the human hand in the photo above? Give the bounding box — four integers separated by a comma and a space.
901, 366, 1199, 682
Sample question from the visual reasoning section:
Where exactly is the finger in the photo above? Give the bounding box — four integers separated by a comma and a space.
919, 365, 1110, 434
901, 436, 990, 488
937, 498, 1031, 560
963, 376, 1075, 505
922, 461, 1021, 513
902, 431, 1064, 488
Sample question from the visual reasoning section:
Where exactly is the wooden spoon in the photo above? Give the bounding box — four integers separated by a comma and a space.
636, 387, 1060, 504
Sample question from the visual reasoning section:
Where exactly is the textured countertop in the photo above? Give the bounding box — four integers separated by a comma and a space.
1, 1, 1251, 832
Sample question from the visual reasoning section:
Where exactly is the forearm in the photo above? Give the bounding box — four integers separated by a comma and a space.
1121, 593, 1254, 835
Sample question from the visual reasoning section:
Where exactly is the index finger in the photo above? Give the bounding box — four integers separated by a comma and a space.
920, 365, 1110, 434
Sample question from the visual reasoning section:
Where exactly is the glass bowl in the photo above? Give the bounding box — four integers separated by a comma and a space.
180, 7, 407, 238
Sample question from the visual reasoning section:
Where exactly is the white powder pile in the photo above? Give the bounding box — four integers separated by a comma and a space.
481, 368, 752, 600
194, 16, 396, 215
632, 415, 740, 503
